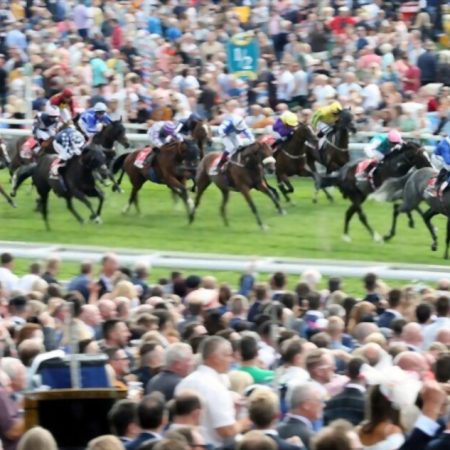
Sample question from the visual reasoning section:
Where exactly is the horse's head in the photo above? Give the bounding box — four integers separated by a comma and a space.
81, 147, 109, 179
402, 141, 432, 169
336, 109, 356, 134
102, 118, 130, 149
241, 142, 276, 173
181, 139, 200, 170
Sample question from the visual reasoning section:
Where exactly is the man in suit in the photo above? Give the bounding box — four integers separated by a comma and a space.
377, 289, 403, 329
277, 382, 325, 450
248, 388, 304, 450
108, 399, 140, 445
323, 357, 366, 426
125, 393, 166, 450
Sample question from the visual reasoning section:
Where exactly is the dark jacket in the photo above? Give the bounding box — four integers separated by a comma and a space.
417, 51, 438, 83
146, 370, 182, 401
377, 310, 400, 329
426, 433, 450, 450
323, 386, 365, 426
277, 416, 314, 450
125, 431, 160, 450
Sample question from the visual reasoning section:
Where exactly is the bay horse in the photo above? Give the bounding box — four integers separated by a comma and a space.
189, 142, 284, 230
382, 165, 450, 258
273, 123, 335, 203
307, 108, 356, 203
191, 119, 212, 160
32, 147, 109, 230
119, 139, 200, 218
320, 142, 431, 242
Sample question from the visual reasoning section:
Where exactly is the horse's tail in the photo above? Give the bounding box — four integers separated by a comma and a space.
369, 172, 411, 202
111, 152, 130, 175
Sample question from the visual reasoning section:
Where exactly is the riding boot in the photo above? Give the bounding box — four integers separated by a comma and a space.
146, 148, 159, 167
216, 152, 229, 173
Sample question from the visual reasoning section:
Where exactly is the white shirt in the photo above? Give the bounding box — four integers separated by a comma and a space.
175, 365, 235, 447
18, 274, 41, 293
0, 267, 19, 295
313, 85, 337, 105
362, 83, 381, 110
423, 316, 450, 349
275, 366, 310, 389
277, 70, 295, 101
292, 70, 308, 97
337, 82, 362, 98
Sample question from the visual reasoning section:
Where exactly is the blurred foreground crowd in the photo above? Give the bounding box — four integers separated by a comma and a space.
0, 1, 449, 137
0, 252, 450, 450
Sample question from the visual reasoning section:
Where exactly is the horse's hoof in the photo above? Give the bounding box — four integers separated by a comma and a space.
408, 221, 415, 229
342, 234, 352, 243
8, 200, 16, 208
112, 186, 124, 194
373, 232, 383, 243
431, 243, 437, 252
94, 216, 103, 225
279, 209, 287, 216
122, 205, 130, 215
383, 234, 392, 242
261, 224, 269, 232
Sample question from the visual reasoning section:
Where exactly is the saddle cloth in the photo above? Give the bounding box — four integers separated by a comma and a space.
134, 147, 152, 167
209, 154, 224, 176
356, 159, 377, 177
20, 137, 38, 159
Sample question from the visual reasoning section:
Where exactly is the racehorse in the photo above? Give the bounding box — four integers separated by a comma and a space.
320, 142, 431, 242
0, 138, 11, 171
88, 119, 130, 164
189, 142, 284, 230
191, 118, 212, 160
307, 108, 356, 203
32, 147, 109, 230
272, 123, 334, 203
383, 165, 450, 259
118, 139, 199, 218
8, 136, 56, 197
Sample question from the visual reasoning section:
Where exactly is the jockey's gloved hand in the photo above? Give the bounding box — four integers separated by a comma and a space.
96, 123, 103, 132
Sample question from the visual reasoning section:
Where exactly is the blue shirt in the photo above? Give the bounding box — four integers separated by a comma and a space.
165, 27, 182, 41
6, 29, 27, 50
79, 109, 112, 134
147, 16, 162, 35
434, 138, 450, 165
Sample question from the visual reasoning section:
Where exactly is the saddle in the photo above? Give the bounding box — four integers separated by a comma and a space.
425, 169, 448, 199
20, 137, 38, 159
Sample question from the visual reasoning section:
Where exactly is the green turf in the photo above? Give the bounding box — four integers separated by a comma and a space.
0, 173, 448, 264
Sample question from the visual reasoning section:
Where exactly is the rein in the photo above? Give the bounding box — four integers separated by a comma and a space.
325, 131, 348, 153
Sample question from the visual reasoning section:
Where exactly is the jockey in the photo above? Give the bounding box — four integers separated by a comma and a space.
49, 87, 76, 123
431, 136, 450, 195
78, 102, 112, 144
50, 127, 86, 179
32, 104, 61, 151
176, 112, 202, 136
216, 111, 255, 171
364, 129, 403, 160
272, 111, 299, 148
311, 101, 343, 138
135, 121, 183, 169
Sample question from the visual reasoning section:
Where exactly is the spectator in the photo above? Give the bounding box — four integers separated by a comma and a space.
0, 253, 19, 295
108, 399, 140, 445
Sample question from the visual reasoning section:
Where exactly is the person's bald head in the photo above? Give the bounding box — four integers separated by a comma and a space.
353, 322, 379, 344
361, 343, 383, 367
1, 357, 27, 392
436, 328, 450, 346
394, 351, 429, 378
401, 323, 423, 347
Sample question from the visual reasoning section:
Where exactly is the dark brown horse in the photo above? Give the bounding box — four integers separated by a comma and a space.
320, 142, 431, 242
272, 123, 335, 203
189, 142, 284, 230
191, 119, 212, 160
307, 108, 355, 203
120, 139, 199, 218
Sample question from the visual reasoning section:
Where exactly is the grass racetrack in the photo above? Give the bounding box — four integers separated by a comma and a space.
0, 173, 448, 265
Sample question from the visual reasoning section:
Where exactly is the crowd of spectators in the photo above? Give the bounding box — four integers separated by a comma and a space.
0, 1, 449, 138
0, 251, 450, 450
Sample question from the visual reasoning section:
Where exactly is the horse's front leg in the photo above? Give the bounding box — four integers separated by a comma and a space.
258, 180, 285, 216
93, 187, 105, 222
165, 175, 193, 219
70, 188, 98, 222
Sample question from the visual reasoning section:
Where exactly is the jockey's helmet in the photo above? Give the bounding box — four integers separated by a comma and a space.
387, 129, 402, 144
93, 102, 108, 114
46, 104, 60, 118
280, 111, 299, 127
162, 122, 177, 136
